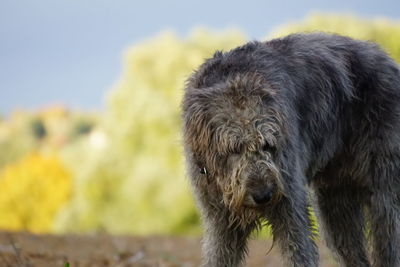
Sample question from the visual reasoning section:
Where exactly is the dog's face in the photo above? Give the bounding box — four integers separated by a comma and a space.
183, 74, 286, 217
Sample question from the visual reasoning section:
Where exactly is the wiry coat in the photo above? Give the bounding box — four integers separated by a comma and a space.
182, 33, 400, 267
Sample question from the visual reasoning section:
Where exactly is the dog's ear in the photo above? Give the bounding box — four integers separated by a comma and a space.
182, 87, 213, 156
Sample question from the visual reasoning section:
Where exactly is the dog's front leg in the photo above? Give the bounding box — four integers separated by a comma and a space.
199, 199, 255, 267
266, 192, 319, 267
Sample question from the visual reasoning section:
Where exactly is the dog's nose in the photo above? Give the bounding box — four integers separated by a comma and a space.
252, 189, 273, 205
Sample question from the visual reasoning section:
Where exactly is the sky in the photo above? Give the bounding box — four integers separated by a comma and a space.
0, 0, 399, 115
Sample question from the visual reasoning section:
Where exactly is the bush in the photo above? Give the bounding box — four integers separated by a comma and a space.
57, 29, 246, 235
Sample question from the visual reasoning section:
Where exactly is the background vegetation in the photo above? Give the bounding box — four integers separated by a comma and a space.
1, 14, 399, 235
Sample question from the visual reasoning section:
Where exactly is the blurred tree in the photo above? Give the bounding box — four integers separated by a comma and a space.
57, 29, 246, 234
269, 13, 400, 62
0, 153, 71, 232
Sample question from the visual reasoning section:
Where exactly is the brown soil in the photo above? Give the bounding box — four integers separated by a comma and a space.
0, 231, 337, 267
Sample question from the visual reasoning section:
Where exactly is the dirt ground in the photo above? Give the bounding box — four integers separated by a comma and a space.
0, 231, 338, 267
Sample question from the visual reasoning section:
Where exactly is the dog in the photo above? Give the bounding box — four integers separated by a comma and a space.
182, 33, 400, 267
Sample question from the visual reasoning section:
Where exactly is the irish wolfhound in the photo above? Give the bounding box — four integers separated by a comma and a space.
182, 33, 400, 267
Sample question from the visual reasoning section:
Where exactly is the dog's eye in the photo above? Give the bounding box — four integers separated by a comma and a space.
199, 166, 208, 175
262, 142, 275, 152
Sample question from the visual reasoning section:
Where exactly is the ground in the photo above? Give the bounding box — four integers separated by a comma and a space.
0, 231, 337, 266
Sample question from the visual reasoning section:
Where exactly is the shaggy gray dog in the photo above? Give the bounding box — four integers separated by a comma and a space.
182, 33, 400, 267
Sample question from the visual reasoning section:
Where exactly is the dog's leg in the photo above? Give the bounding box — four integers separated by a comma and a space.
368, 155, 400, 267
316, 185, 370, 267
198, 197, 255, 267
369, 192, 400, 267
266, 187, 319, 267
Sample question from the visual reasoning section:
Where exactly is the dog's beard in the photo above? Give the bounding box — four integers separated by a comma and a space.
219, 178, 263, 228
227, 204, 262, 229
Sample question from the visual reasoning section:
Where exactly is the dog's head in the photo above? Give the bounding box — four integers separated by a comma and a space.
183, 70, 288, 219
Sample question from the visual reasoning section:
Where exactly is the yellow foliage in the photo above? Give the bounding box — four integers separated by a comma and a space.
0, 153, 71, 233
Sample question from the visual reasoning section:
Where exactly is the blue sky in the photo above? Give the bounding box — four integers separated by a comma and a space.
1, 0, 399, 114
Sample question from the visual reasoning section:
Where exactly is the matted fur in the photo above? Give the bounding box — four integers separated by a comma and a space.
182, 33, 400, 267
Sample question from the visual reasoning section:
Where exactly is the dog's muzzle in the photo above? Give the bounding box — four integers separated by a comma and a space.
243, 187, 274, 207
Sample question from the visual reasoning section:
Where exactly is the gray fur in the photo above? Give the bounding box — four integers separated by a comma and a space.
182, 33, 400, 267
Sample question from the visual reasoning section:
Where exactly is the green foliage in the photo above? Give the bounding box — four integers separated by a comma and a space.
269, 13, 400, 62
57, 29, 246, 235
